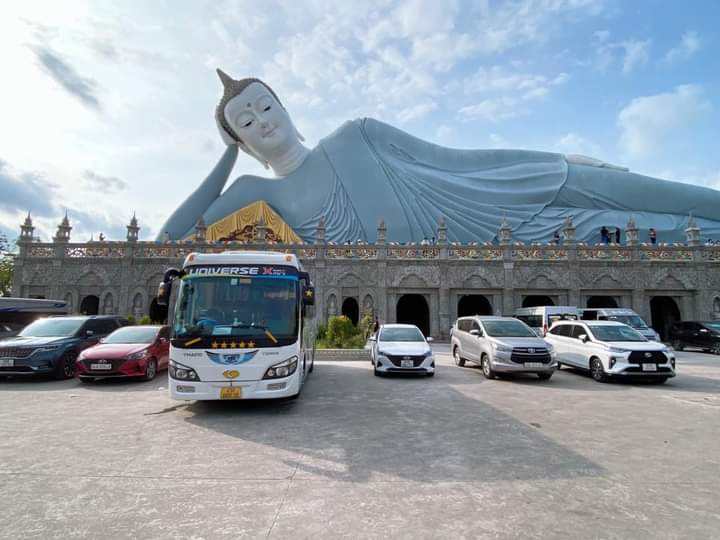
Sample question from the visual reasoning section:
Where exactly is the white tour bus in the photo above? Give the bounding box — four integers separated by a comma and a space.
157, 251, 316, 401
514, 306, 580, 336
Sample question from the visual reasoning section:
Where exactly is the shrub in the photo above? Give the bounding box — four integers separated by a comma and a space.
125, 315, 136, 325
139, 315, 152, 325
316, 315, 366, 349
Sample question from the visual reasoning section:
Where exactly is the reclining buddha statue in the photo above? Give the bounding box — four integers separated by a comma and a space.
158, 70, 720, 244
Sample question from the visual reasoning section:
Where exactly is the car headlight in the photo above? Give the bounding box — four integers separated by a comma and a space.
263, 356, 298, 379
607, 347, 628, 354
169, 359, 200, 381
493, 343, 512, 353
377, 350, 390, 357
423, 350, 433, 358
127, 349, 150, 360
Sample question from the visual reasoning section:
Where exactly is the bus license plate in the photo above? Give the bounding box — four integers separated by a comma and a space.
91, 363, 112, 370
401, 360, 414, 368
220, 387, 242, 399
0, 359, 13, 367
642, 364, 657, 372
524, 362, 543, 368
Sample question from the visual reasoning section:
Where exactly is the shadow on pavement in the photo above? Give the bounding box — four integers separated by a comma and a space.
183, 362, 606, 484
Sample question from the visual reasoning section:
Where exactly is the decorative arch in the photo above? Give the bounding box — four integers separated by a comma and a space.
326, 293, 338, 318
336, 272, 363, 288
398, 273, 428, 289
77, 268, 111, 286
132, 292, 146, 320
655, 275, 685, 290
362, 294, 374, 317
462, 274, 493, 289
527, 274, 557, 289
102, 290, 116, 315
593, 274, 623, 289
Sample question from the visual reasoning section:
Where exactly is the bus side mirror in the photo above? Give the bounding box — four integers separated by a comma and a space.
302, 285, 315, 306
157, 268, 183, 306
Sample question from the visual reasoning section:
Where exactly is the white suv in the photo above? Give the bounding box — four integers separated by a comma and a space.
545, 320, 676, 383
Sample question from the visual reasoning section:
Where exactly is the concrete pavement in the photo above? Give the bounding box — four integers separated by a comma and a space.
1, 347, 719, 539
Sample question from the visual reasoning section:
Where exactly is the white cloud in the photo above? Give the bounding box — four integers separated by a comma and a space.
434, 125, 454, 144
663, 31, 702, 65
553, 132, 601, 156
396, 101, 438, 124
459, 66, 569, 121
488, 133, 509, 148
618, 84, 711, 158
620, 39, 650, 73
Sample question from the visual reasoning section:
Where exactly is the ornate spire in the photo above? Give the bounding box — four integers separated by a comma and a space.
54, 212, 72, 243
625, 215, 639, 246
498, 216, 512, 246
314, 216, 326, 244
686, 212, 700, 247
194, 216, 207, 243
126, 212, 140, 242
437, 216, 448, 244
377, 219, 387, 245
562, 215, 576, 245
19, 211, 35, 243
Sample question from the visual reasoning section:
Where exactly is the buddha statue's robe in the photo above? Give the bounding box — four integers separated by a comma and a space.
160, 118, 720, 243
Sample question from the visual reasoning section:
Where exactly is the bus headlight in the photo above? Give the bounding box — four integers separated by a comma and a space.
263, 356, 298, 379
169, 359, 200, 381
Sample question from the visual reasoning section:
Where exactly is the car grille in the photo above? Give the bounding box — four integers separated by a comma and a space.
510, 348, 551, 364
0, 347, 33, 358
0, 366, 34, 372
386, 355, 426, 367
628, 351, 667, 364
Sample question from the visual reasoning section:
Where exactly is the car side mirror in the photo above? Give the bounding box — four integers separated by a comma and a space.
699, 328, 709, 333
85, 330, 95, 337
426, 336, 434, 342
470, 329, 480, 336
579, 334, 589, 343
98, 337, 106, 343
159, 337, 168, 344
368, 336, 376, 342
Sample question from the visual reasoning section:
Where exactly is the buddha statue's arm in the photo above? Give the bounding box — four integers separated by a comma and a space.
156, 146, 239, 240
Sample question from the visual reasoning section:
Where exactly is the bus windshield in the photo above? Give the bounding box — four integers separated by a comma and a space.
173, 275, 299, 341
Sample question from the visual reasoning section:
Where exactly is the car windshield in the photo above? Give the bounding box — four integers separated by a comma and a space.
173, 275, 299, 340
606, 315, 648, 328
18, 318, 85, 337
483, 320, 537, 337
104, 326, 158, 344
589, 325, 647, 342
704, 322, 720, 332
379, 327, 425, 342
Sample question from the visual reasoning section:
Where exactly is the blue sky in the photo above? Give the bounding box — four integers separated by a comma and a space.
1, 0, 718, 243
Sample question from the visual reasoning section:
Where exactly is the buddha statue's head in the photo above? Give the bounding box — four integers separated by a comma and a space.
215, 70, 308, 176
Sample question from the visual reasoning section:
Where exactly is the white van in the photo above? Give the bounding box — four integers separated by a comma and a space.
514, 306, 580, 336
580, 308, 660, 341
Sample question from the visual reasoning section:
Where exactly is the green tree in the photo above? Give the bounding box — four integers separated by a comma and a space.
0, 233, 16, 297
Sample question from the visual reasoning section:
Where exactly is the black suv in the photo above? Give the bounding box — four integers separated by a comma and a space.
669, 321, 720, 354
0, 316, 131, 379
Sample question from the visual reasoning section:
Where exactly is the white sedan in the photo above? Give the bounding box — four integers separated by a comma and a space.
369, 324, 435, 377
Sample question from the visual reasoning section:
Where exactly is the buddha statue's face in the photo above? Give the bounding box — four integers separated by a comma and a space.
224, 82, 296, 159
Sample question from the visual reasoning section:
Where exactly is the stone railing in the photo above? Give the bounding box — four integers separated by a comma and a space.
17, 240, 720, 263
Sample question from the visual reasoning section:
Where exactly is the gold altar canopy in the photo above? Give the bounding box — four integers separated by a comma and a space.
204, 200, 303, 243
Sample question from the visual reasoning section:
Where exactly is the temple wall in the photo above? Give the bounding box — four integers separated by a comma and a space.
12, 239, 720, 341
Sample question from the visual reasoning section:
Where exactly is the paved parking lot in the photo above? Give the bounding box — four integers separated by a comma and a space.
1, 345, 719, 539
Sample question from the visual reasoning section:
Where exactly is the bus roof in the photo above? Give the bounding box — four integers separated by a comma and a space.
183, 251, 301, 269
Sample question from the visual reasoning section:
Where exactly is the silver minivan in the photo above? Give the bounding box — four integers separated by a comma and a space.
450, 316, 558, 380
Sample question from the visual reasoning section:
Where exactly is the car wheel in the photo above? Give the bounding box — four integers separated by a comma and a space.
453, 346, 465, 367
712, 344, 720, 355
556, 362, 562, 370
54, 351, 77, 380
537, 372, 553, 381
481, 354, 495, 379
308, 358, 315, 373
79, 377, 95, 384
590, 357, 608, 383
672, 339, 684, 351
143, 359, 157, 381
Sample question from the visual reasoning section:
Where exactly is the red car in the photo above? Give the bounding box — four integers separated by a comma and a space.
76, 325, 170, 382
